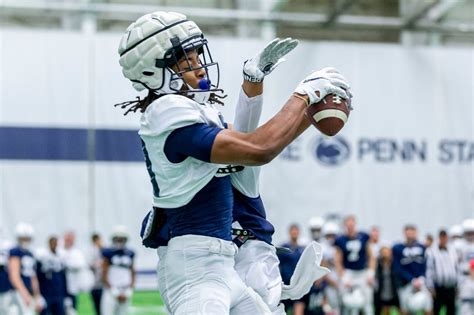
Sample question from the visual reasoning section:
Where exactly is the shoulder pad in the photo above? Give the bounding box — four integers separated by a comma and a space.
140, 95, 205, 136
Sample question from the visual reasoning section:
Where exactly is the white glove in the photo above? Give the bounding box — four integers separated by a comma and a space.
295, 67, 352, 105
243, 37, 299, 82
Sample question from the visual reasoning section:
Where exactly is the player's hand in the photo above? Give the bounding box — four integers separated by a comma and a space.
412, 277, 422, 290
21, 292, 32, 307
243, 37, 298, 83
294, 67, 352, 105
117, 294, 128, 303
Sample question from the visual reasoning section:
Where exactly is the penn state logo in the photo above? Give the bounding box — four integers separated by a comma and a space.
313, 136, 350, 166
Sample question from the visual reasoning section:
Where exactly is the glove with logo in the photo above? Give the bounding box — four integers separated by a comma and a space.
243, 37, 299, 83
294, 67, 352, 105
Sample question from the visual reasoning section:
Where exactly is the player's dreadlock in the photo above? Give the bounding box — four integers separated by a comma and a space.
115, 91, 227, 116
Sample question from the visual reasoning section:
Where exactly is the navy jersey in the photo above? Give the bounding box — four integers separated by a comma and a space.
102, 247, 135, 288
9, 247, 35, 294
277, 242, 305, 285
335, 232, 370, 270
232, 187, 275, 245
36, 250, 66, 301
392, 241, 426, 287
163, 123, 233, 241
0, 244, 12, 293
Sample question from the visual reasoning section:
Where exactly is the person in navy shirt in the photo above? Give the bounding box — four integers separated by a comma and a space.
9, 223, 43, 314
0, 235, 13, 314
277, 224, 306, 314
334, 215, 376, 315
101, 226, 135, 315
392, 224, 432, 315
36, 236, 67, 315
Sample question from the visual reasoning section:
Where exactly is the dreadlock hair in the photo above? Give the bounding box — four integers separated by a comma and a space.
115, 90, 227, 116
114, 90, 160, 116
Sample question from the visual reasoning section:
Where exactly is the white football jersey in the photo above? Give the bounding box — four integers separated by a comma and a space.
460, 240, 474, 275
139, 94, 226, 208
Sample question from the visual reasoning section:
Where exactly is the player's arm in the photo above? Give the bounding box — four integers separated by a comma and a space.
8, 256, 31, 304
366, 244, 376, 285
211, 68, 350, 166
31, 274, 44, 312
334, 247, 345, 279
101, 258, 110, 289
130, 261, 136, 288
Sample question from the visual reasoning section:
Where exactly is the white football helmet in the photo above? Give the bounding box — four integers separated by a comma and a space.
118, 11, 220, 101
407, 290, 430, 312
449, 224, 463, 238
111, 225, 129, 240
309, 217, 325, 229
342, 287, 365, 309
15, 222, 34, 239
322, 221, 340, 236
462, 219, 474, 233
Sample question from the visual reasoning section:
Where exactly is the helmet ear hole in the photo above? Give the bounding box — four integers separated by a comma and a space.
143, 71, 154, 76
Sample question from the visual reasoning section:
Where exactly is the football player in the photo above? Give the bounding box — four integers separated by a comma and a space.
118, 11, 350, 314
459, 219, 474, 285
392, 225, 432, 315
101, 226, 135, 315
0, 228, 13, 314
36, 236, 67, 315
321, 221, 341, 314
8, 223, 43, 315
334, 215, 375, 315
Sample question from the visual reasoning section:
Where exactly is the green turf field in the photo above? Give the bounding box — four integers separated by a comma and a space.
77, 291, 446, 315
77, 291, 167, 315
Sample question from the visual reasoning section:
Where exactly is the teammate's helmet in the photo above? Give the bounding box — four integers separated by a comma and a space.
342, 287, 364, 309
111, 225, 129, 240
448, 224, 463, 238
15, 222, 34, 239
309, 217, 325, 230
118, 11, 219, 97
322, 221, 340, 236
462, 219, 474, 233
407, 290, 430, 312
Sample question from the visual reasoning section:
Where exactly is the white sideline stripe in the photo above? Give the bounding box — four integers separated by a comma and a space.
130, 305, 168, 314
313, 109, 348, 123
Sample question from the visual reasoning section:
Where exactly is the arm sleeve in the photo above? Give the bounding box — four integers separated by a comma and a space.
230, 88, 263, 198
425, 250, 435, 289
233, 88, 263, 133
164, 123, 223, 163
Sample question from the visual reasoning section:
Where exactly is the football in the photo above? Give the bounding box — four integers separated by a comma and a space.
305, 94, 351, 136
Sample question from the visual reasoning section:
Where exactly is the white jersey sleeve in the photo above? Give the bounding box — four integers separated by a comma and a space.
231, 88, 263, 198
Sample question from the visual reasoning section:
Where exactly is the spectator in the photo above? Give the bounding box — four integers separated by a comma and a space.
458, 259, 474, 315
374, 245, 399, 315
334, 215, 375, 315
425, 234, 434, 249
369, 226, 381, 259
90, 233, 104, 315
101, 226, 135, 315
60, 231, 88, 313
36, 236, 67, 315
277, 224, 306, 315
392, 225, 432, 315
426, 230, 458, 315
8, 223, 43, 314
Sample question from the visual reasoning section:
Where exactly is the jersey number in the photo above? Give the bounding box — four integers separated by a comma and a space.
141, 139, 160, 198
346, 240, 361, 262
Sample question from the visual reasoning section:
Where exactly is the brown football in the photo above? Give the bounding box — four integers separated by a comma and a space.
305, 94, 351, 136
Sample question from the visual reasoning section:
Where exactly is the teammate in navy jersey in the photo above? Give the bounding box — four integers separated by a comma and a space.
277, 224, 314, 314
101, 226, 135, 315
118, 10, 351, 314
9, 223, 43, 315
36, 236, 67, 315
392, 225, 432, 315
334, 215, 376, 315
0, 234, 13, 314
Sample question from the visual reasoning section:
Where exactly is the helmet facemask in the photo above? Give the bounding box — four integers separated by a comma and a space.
156, 35, 222, 103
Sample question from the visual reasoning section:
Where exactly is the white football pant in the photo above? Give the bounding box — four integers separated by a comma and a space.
234, 240, 285, 315
341, 269, 374, 315
101, 288, 131, 315
9, 291, 35, 315
0, 291, 13, 314
159, 235, 271, 314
